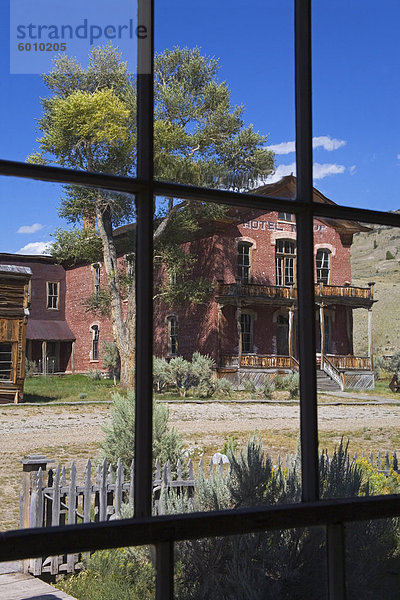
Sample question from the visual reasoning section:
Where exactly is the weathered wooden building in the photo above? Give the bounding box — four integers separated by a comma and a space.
0, 265, 31, 402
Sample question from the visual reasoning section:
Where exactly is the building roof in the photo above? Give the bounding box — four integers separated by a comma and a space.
253, 175, 370, 235
26, 319, 75, 341
0, 264, 32, 277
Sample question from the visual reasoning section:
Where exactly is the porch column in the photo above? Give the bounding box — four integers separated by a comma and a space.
41, 340, 47, 375
319, 304, 325, 369
71, 341, 75, 374
237, 302, 242, 386
368, 308, 373, 369
217, 304, 222, 369
288, 306, 294, 357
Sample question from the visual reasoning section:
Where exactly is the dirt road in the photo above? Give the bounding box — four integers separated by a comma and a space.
1, 400, 400, 529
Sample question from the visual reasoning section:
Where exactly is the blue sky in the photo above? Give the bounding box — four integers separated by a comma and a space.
1, 0, 400, 254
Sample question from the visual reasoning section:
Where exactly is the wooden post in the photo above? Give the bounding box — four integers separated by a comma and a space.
368, 308, 373, 369
319, 304, 325, 369
41, 340, 47, 375
236, 300, 242, 388
71, 340, 75, 374
20, 454, 54, 573
288, 307, 294, 357
217, 301, 223, 370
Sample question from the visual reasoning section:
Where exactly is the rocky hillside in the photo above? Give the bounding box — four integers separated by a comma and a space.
351, 218, 400, 356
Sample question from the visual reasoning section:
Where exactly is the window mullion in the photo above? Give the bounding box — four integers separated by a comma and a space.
135, 0, 154, 521
295, 0, 319, 504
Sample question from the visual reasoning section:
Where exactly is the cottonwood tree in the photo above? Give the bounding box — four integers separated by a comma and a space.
30, 45, 275, 387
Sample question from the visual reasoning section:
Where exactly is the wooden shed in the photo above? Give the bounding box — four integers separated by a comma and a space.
0, 265, 32, 403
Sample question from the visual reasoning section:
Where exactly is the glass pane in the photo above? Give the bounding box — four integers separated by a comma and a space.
316, 218, 400, 498
313, 4, 400, 211
175, 528, 327, 599
155, 0, 296, 197
0, 176, 135, 532
345, 519, 400, 599
5, 0, 138, 176
56, 545, 155, 598
153, 195, 301, 515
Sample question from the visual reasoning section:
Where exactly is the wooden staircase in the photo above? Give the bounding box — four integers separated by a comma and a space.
316, 369, 341, 391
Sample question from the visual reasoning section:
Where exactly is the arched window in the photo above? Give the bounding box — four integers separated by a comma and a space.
167, 316, 178, 355
90, 325, 99, 361
92, 264, 100, 295
276, 240, 296, 286
237, 242, 252, 283
316, 249, 330, 284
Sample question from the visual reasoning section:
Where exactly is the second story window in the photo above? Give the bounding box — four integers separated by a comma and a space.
237, 242, 251, 283
278, 212, 294, 222
93, 264, 100, 294
46, 282, 59, 310
316, 249, 330, 284
167, 316, 178, 355
276, 240, 296, 286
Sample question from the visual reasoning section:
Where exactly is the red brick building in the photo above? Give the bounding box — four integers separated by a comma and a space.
1, 176, 375, 390
153, 176, 375, 390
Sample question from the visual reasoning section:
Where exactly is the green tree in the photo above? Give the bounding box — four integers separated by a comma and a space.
30, 45, 275, 387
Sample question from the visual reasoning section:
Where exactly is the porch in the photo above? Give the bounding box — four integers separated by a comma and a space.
218, 353, 374, 391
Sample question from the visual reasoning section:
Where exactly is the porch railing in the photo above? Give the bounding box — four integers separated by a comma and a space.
220, 354, 298, 370
321, 354, 345, 391
216, 282, 373, 302
220, 354, 371, 372
325, 354, 372, 371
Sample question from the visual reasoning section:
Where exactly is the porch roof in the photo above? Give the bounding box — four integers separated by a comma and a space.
26, 319, 75, 341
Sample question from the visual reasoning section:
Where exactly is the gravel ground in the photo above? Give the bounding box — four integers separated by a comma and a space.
1, 400, 400, 530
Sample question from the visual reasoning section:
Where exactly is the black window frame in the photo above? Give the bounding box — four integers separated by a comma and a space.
316, 248, 330, 284
1, 2, 400, 600
167, 315, 178, 356
237, 241, 252, 283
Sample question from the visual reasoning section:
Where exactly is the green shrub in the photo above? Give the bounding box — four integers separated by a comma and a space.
87, 368, 102, 381
101, 341, 120, 385
100, 391, 183, 472
273, 374, 285, 390
62, 439, 400, 600
25, 359, 38, 377
243, 379, 257, 393
153, 356, 173, 393
79, 393, 87, 400
386, 250, 395, 260
214, 377, 233, 397
57, 546, 154, 600
281, 372, 299, 399
263, 377, 275, 399
168, 356, 193, 397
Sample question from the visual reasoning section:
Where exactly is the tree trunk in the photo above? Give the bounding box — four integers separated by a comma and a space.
95, 198, 135, 388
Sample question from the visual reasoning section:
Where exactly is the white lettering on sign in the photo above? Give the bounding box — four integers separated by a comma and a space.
242, 220, 326, 232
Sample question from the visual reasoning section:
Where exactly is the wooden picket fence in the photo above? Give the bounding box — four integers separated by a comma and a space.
22, 456, 228, 577
21, 450, 400, 577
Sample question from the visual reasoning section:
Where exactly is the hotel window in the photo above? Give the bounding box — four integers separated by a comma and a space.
93, 263, 101, 294
167, 316, 178, 355
316, 249, 330, 284
276, 240, 296, 286
237, 242, 251, 283
278, 211, 294, 222
46, 281, 59, 309
240, 313, 253, 353
91, 325, 99, 361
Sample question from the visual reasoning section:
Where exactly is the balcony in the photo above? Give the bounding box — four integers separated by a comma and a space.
216, 281, 374, 308
220, 353, 371, 371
